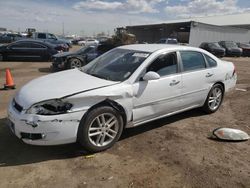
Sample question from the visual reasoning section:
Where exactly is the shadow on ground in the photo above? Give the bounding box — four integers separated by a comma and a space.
38, 67, 52, 73
0, 109, 206, 167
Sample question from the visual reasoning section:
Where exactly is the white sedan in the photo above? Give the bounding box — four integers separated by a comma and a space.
7, 44, 237, 152
78, 39, 99, 46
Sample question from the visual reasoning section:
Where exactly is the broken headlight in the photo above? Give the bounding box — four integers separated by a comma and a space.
27, 99, 73, 115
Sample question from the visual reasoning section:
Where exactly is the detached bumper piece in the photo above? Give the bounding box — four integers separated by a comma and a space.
21, 132, 45, 140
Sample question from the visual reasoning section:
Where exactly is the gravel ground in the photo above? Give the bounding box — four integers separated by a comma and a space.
0, 49, 249, 188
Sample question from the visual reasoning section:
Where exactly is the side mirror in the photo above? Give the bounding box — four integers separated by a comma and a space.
143, 71, 160, 81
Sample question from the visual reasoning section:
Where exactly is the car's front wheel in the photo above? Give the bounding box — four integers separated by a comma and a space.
78, 106, 124, 152
203, 83, 224, 113
68, 58, 83, 69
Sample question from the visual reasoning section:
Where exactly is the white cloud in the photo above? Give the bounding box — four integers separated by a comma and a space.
73, 0, 124, 10
126, 0, 159, 13
72, 0, 165, 14
0, 0, 163, 35
164, 0, 250, 18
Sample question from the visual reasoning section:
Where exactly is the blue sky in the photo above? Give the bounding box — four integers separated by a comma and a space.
0, 0, 250, 36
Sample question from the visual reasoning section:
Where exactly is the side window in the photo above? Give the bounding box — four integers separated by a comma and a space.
147, 52, 178, 77
10, 43, 30, 48
29, 43, 46, 49
204, 54, 217, 67
37, 33, 46, 39
48, 34, 56, 39
180, 51, 206, 72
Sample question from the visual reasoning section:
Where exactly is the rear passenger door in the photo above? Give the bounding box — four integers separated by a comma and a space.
179, 51, 214, 108
29, 43, 48, 60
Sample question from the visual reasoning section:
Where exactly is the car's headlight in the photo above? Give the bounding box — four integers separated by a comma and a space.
26, 99, 73, 115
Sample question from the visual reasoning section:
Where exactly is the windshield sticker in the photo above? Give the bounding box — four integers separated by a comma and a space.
132, 53, 149, 58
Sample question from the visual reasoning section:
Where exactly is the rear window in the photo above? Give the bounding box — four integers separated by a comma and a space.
204, 54, 217, 67
180, 51, 206, 71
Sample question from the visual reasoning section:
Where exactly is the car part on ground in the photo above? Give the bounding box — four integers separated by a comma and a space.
199, 42, 225, 57
7, 44, 237, 151
210, 127, 250, 141
219, 41, 242, 57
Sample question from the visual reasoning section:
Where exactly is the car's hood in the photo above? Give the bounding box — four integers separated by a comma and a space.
213, 47, 225, 51
227, 47, 242, 52
15, 69, 118, 109
53, 51, 76, 58
58, 39, 70, 43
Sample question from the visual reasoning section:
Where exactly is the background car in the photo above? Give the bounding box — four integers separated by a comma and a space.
199, 42, 225, 57
32, 32, 72, 48
52, 44, 115, 70
237, 42, 250, 57
219, 41, 242, 57
156, 38, 178, 44
0, 33, 23, 43
78, 39, 99, 46
0, 40, 61, 61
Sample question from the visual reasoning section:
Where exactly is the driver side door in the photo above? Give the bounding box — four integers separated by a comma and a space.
132, 52, 183, 124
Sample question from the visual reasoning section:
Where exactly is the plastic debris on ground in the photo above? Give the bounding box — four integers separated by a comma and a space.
210, 127, 250, 141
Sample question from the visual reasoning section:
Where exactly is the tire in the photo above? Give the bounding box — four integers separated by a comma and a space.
203, 83, 224, 114
67, 58, 83, 69
77, 106, 124, 152
0, 54, 3, 61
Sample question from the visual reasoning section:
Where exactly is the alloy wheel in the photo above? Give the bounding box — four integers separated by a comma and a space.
208, 87, 223, 110
88, 113, 119, 147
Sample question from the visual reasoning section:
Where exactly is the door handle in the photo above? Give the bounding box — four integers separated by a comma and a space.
206, 73, 214, 77
170, 80, 180, 86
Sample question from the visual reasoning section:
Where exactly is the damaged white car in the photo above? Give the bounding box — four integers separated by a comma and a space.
7, 44, 237, 152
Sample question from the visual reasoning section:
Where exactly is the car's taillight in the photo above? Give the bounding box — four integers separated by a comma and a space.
232, 64, 236, 76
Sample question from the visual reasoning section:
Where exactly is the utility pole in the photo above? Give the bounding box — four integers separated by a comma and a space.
62, 22, 65, 36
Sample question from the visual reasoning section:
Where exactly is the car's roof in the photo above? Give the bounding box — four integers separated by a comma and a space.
11, 39, 55, 47
118, 44, 199, 53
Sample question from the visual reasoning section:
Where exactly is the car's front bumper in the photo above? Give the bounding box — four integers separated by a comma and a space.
7, 101, 86, 145
51, 57, 67, 70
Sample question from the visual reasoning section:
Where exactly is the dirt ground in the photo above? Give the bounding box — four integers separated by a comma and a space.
0, 48, 249, 187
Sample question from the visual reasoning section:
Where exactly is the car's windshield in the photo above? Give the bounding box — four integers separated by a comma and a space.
77, 46, 95, 54
167, 39, 178, 44
81, 48, 150, 82
239, 43, 250, 48
208, 42, 221, 48
224, 41, 238, 48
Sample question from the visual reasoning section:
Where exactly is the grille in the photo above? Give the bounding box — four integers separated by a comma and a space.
13, 100, 23, 112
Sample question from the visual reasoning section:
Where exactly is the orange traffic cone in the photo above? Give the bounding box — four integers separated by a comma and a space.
4, 68, 15, 89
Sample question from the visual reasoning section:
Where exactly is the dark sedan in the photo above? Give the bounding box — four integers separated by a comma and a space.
0, 40, 61, 61
219, 41, 242, 57
237, 43, 250, 57
199, 42, 225, 57
51, 44, 114, 70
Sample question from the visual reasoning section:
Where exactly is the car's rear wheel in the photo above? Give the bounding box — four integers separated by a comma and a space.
78, 106, 124, 152
203, 83, 224, 113
68, 58, 82, 69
